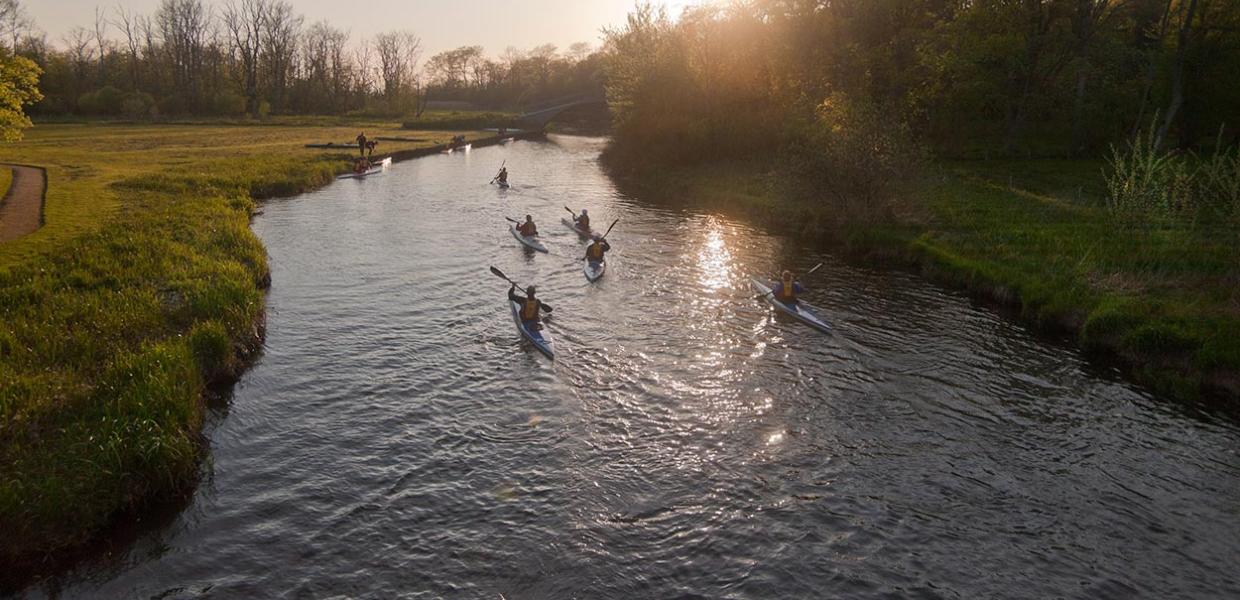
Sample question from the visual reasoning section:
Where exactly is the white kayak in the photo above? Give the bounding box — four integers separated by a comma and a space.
585, 260, 606, 283
751, 278, 831, 334
509, 225, 549, 253
497, 181, 510, 189
336, 156, 392, 179
510, 300, 554, 359
561, 217, 592, 237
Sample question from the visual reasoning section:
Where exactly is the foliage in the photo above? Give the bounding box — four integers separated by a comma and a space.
787, 93, 925, 222
0, 48, 40, 140
1106, 125, 1240, 224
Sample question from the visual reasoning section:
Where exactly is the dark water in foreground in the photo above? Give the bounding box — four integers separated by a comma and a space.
24, 136, 1240, 599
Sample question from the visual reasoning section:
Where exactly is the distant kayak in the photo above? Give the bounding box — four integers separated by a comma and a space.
509, 225, 549, 253
510, 300, 554, 359
585, 260, 606, 283
497, 181, 510, 189
336, 157, 392, 179
561, 217, 591, 237
751, 278, 831, 334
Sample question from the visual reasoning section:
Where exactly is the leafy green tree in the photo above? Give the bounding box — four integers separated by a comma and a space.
0, 47, 39, 140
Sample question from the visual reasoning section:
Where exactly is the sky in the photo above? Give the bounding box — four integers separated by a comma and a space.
27, 0, 696, 58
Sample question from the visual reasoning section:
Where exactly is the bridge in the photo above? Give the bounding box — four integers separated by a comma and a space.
513, 94, 607, 131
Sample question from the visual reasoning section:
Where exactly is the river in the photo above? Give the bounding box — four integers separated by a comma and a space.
23, 135, 1240, 599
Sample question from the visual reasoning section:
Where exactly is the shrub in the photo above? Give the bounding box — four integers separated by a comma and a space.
77, 86, 126, 115
786, 93, 925, 222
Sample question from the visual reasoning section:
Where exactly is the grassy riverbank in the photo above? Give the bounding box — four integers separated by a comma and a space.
608, 158, 1240, 402
0, 120, 485, 575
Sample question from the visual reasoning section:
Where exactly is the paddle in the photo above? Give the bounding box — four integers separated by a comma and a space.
600, 219, 620, 240
754, 263, 824, 299
490, 266, 553, 312
490, 160, 507, 184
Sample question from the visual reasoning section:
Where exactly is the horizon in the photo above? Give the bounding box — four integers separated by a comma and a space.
25, 0, 698, 59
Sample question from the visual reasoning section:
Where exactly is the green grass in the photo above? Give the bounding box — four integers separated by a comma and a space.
610, 157, 1240, 401
0, 121, 485, 569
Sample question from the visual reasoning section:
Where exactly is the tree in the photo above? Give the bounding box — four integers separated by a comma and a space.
0, 47, 41, 140
222, 0, 264, 116
374, 30, 420, 102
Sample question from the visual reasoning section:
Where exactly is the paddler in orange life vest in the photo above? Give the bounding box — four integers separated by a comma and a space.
585, 234, 610, 264
509, 284, 553, 329
574, 208, 590, 231
771, 270, 806, 305
517, 215, 538, 236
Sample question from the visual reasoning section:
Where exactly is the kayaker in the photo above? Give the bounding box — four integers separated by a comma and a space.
585, 235, 610, 263
353, 157, 370, 174
574, 208, 590, 230
771, 270, 806, 305
509, 284, 553, 328
497, 167, 509, 185
517, 215, 538, 236
365, 140, 378, 157
356, 132, 367, 156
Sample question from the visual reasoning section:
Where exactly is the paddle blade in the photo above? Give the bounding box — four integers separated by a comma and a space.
490, 266, 508, 280
806, 262, 824, 276
601, 219, 620, 239
564, 206, 575, 215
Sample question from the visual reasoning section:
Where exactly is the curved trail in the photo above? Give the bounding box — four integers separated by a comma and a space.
0, 164, 46, 243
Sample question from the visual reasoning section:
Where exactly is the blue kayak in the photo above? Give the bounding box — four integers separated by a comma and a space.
751, 278, 831, 334
510, 300, 554, 359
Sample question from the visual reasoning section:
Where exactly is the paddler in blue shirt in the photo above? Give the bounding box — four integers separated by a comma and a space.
585, 235, 610, 264
771, 270, 806, 305
509, 285, 553, 328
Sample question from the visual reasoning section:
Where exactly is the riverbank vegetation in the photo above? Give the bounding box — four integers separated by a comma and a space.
0, 121, 477, 574
601, 2, 1240, 399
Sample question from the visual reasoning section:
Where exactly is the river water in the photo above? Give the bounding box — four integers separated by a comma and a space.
24, 136, 1240, 598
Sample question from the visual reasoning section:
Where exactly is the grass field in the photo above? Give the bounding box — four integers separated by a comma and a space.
609, 157, 1240, 401
0, 120, 488, 571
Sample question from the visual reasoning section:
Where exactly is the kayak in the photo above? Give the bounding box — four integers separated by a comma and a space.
497, 181, 510, 189
585, 260, 606, 283
561, 217, 592, 237
510, 300, 554, 359
339, 154, 391, 178
509, 225, 549, 253
751, 278, 831, 334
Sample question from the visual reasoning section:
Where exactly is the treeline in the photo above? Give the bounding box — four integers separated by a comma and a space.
6, 0, 601, 119
602, 0, 1240, 164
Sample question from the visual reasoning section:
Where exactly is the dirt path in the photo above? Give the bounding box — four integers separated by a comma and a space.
0, 164, 46, 243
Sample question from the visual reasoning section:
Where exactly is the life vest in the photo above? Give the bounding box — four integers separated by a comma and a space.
521, 298, 540, 320
587, 242, 605, 260
519, 222, 536, 235
776, 279, 797, 301
578, 215, 590, 229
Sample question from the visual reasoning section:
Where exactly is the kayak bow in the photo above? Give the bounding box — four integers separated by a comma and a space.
751, 278, 832, 334
585, 260, 606, 283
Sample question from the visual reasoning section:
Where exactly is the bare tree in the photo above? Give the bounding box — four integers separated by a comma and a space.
374, 30, 421, 101
157, 0, 212, 111
0, 0, 32, 52
1155, 0, 1202, 149
93, 6, 110, 83
261, 0, 300, 112
222, 0, 264, 115
63, 26, 96, 87
113, 4, 144, 90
